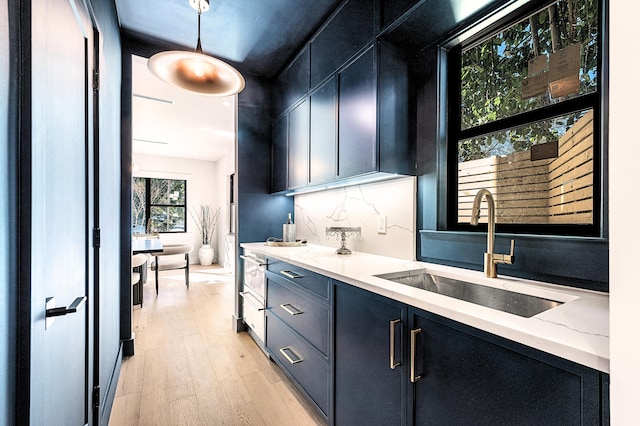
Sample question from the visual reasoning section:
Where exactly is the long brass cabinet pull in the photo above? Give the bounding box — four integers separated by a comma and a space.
280, 303, 303, 316
389, 319, 401, 369
280, 270, 303, 279
279, 346, 303, 364
410, 328, 422, 383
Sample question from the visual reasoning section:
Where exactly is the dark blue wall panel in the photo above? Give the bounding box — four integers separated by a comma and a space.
237, 73, 294, 324
238, 74, 293, 245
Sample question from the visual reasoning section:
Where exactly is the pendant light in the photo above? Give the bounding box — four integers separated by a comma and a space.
148, 0, 245, 96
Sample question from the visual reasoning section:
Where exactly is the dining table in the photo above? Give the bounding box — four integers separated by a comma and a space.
132, 238, 163, 254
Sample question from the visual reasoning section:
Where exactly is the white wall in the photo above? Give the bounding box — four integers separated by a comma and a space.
609, 1, 640, 422
294, 176, 416, 260
214, 151, 235, 270
133, 153, 224, 264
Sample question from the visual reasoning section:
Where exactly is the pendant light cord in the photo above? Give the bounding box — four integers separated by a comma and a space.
195, 7, 203, 54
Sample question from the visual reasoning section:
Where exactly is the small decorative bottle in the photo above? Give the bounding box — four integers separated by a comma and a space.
283, 213, 296, 242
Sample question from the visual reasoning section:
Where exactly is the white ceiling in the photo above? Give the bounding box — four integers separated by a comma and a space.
131, 54, 236, 162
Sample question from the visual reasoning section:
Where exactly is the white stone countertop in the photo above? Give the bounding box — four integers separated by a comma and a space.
241, 242, 610, 373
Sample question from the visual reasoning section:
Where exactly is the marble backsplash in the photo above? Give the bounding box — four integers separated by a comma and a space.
293, 176, 416, 260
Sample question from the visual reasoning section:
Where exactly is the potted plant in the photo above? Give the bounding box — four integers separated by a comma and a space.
191, 204, 220, 266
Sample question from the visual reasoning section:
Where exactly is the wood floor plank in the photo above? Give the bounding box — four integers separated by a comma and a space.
109, 265, 324, 426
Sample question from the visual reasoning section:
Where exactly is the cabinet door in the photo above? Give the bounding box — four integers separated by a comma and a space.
310, 76, 337, 185
275, 45, 310, 116
288, 99, 309, 189
338, 46, 377, 179
335, 283, 407, 425
410, 309, 602, 426
267, 274, 329, 356
271, 115, 288, 193
310, 0, 376, 87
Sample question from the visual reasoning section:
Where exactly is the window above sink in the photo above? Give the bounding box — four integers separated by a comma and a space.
444, 0, 602, 237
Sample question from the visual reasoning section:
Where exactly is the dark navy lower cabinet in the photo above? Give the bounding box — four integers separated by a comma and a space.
264, 270, 608, 425
334, 283, 407, 425
266, 312, 330, 416
265, 261, 332, 419
409, 308, 606, 426
331, 282, 608, 425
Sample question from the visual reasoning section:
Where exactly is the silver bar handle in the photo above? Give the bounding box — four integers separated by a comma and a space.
389, 319, 401, 369
410, 328, 422, 383
279, 346, 303, 364
240, 255, 267, 267
280, 270, 303, 279
280, 303, 303, 316
239, 292, 266, 311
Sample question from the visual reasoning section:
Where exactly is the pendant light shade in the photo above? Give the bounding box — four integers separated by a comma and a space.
148, 51, 245, 96
147, 0, 245, 96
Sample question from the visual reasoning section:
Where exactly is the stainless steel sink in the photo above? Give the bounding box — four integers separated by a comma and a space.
375, 269, 563, 318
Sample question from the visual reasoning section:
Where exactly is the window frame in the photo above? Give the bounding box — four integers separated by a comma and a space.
443, 0, 604, 237
133, 177, 188, 234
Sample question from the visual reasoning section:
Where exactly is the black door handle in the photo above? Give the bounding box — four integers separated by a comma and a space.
46, 296, 87, 317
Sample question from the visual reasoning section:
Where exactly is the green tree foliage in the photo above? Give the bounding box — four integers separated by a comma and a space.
458, 0, 598, 162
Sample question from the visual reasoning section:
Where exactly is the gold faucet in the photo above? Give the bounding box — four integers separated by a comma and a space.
470, 189, 515, 278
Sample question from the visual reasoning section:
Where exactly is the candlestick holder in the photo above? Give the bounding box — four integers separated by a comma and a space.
325, 226, 361, 255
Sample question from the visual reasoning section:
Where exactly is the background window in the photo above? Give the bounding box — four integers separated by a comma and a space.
132, 177, 187, 233
449, 0, 600, 233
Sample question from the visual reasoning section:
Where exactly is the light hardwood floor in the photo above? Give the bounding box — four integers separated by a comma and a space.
109, 264, 325, 426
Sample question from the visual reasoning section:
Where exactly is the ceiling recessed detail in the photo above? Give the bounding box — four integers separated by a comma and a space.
133, 138, 170, 145
133, 93, 174, 104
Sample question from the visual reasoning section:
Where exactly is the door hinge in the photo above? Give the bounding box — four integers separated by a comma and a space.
93, 69, 100, 91
93, 228, 101, 248
93, 385, 101, 408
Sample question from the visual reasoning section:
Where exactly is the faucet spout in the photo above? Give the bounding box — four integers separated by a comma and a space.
470, 189, 514, 278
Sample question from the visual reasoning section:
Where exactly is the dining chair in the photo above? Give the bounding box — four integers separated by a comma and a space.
150, 244, 193, 295
131, 253, 148, 306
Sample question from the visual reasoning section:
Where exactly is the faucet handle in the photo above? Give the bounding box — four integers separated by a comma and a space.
493, 240, 515, 266
505, 239, 515, 264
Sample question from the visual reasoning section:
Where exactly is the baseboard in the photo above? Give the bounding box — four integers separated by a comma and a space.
232, 314, 247, 333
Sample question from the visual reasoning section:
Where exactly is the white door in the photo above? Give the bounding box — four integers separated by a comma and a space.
29, 0, 93, 423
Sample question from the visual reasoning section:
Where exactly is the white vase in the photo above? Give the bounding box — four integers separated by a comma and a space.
198, 244, 214, 266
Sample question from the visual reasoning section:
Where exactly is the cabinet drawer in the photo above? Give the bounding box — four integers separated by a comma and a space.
268, 275, 329, 355
266, 313, 329, 416
267, 259, 329, 299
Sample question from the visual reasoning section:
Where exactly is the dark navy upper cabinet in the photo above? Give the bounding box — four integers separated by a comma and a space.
334, 282, 407, 426
288, 99, 310, 189
410, 308, 604, 425
380, 0, 421, 27
310, 76, 338, 185
378, 39, 414, 175
337, 46, 377, 178
310, 0, 377, 88
271, 115, 288, 193
275, 46, 310, 116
